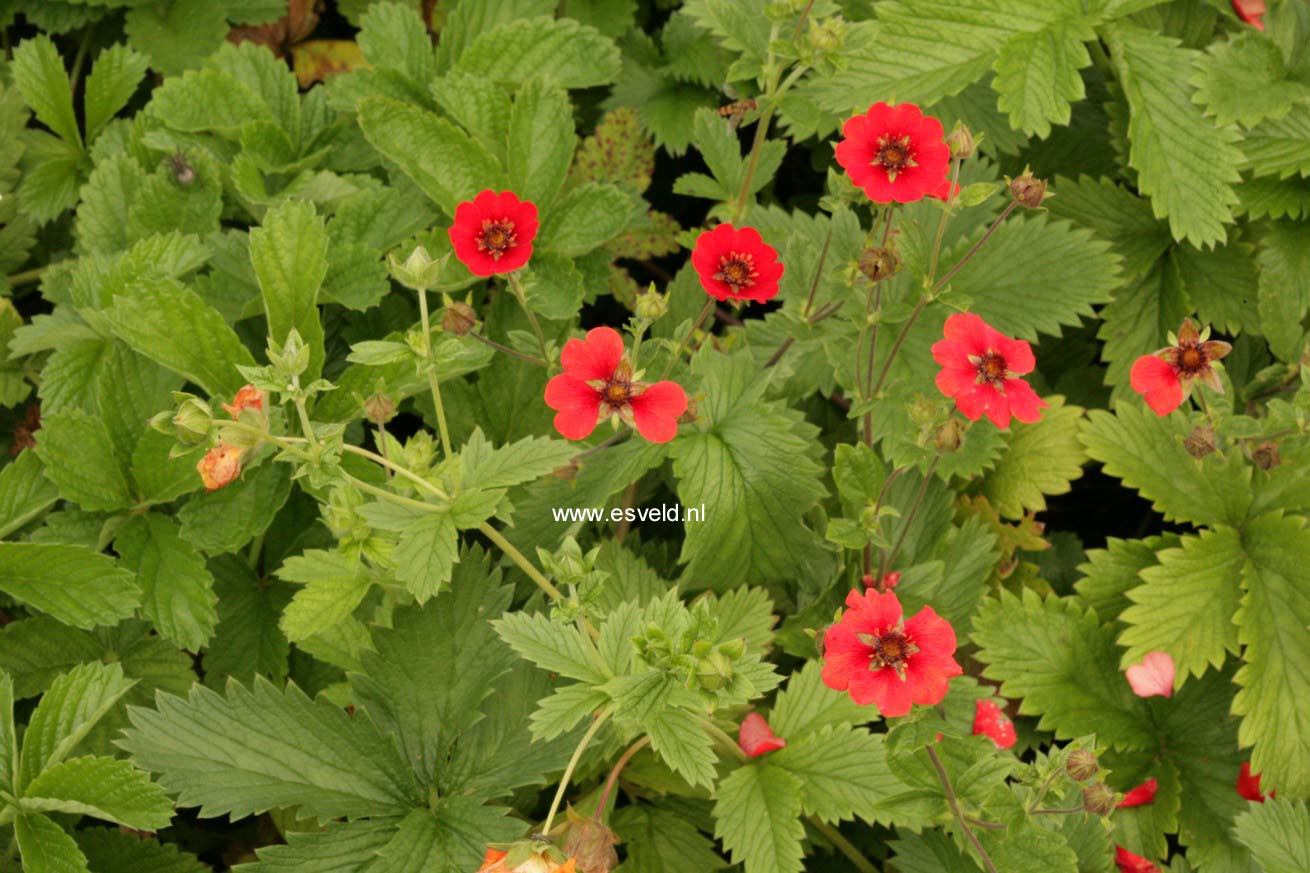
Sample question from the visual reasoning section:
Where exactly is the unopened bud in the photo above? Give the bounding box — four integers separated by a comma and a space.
858, 246, 901, 283
634, 287, 668, 321
696, 651, 734, 691
388, 245, 443, 291
1184, 425, 1217, 459
442, 301, 478, 336
1008, 169, 1050, 209
157, 396, 212, 445
1066, 749, 1100, 782
935, 417, 966, 453
717, 637, 746, 660
1253, 441, 1281, 470
807, 18, 844, 53
945, 123, 976, 159
563, 812, 620, 873
1082, 783, 1118, 817
363, 393, 397, 424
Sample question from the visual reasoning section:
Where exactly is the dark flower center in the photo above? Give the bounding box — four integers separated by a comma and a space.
874, 134, 917, 182
977, 351, 1008, 384
477, 219, 518, 259
1179, 346, 1204, 372
857, 627, 920, 681
602, 379, 632, 407
713, 252, 758, 291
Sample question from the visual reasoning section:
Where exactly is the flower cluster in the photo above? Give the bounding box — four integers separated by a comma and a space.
195, 384, 265, 491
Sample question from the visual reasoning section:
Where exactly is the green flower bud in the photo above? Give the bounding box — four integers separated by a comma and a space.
1082, 783, 1118, 817
696, 650, 734, 691
1066, 749, 1100, 782
388, 245, 444, 291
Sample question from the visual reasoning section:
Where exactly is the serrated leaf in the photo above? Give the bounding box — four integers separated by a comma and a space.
124, 0, 228, 77
1074, 535, 1173, 623
1045, 175, 1172, 284
33, 408, 132, 511
177, 462, 293, 554
1232, 513, 1310, 798
1234, 798, 1310, 873
458, 428, 576, 491
205, 556, 289, 689
1241, 105, 1310, 181
1257, 220, 1310, 362
235, 819, 398, 873
539, 182, 635, 257
0, 450, 59, 539
0, 544, 140, 630
83, 44, 149, 142
774, 727, 907, 825
713, 762, 805, 873
981, 396, 1085, 517
147, 67, 270, 135
251, 200, 327, 379
1192, 32, 1310, 129
75, 828, 209, 873
20, 661, 135, 787
11, 35, 80, 148
493, 611, 608, 684
357, 97, 506, 215
1105, 24, 1244, 246
120, 677, 418, 822
644, 707, 717, 789
611, 804, 726, 873
972, 589, 1153, 750
992, 20, 1091, 138
769, 661, 871, 739
508, 78, 576, 206
357, 1, 434, 84
115, 513, 218, 652
23, 755, 173, 830
15, 813, 89, 873
277, 549, 372, 644
393, 511, 459, 603
1119, 528, 1243, 685
453, 17, 620, 89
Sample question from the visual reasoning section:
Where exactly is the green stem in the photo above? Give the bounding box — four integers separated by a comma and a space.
879, 453, 940, 576
469, 330, 548, 366
417, 286, 453, 459
507, 272, 551, 370
808, 817, 880, 873
347, 475, 443, 513
1032, 806, 1086, 816
927, 744, 999, 873
931, 200, 1019, 294
293, 395, 318, 449
542, 708, 613, 835
926, 157, 962, 281
478, 522, 566, 602
659, 297, 715, 379
4, 266, 46, 288
867, 296, 929, 400
597, 736, 651, 821
696, 714, 747, 762
246, 532, 265, 570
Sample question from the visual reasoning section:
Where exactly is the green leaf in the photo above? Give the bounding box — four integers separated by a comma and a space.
774, 727, 907, 825
1257, 220, 1310, 362
644, 707, 717, 789
115, 513, 218, 652
1233, 513, 1310, 798
83, 44, 149, 142
74, 828, 209, 873
981, 397, 1085, 518
713, 762, 806, 873
177, 462, 293, 554
458, 429, 576, 491
146, 67, 270, 136
15, 813, 89, 873
992, 20, 1092, 138
1079, 405, 1251, 526
392, 512, 458, 602
977, 820, 1079, 873
11, 35, 81, 148
508, 78, 576, 205
0, 450, 59, 539
948, 214, 1121, 341
236, 820, 398, 873
972, 590, 1153, 750
20, 661, 135, 787
539, 182, 635, 257
493, 611, 608, 684
1075, 535, 1171, 623
769, 661, 870, 739
1045, 175, 1172, 285
1118, 528, 1244, 684
434, 0, 555, 70
33, 408, 132, 511
611, 804, 727, 873
1241, 106, 1310, 181
104, 276, 257, 399
1234, 798, 1310, 873
0, 544, 140, 630
276, 549, 372, 644
0, 670, 14, 795
1192, 32, 1310, 129
453, 17, 621, 89
23, 755, 173, 830
357, 1, 434, 84
357, 97, 506, 215
1104, 24, 1244, 246
123, 0, 228, 77
120, 677, 419, 822
251, 200, 328, 379
889, 830, 976, 873
205, 556, 289, 689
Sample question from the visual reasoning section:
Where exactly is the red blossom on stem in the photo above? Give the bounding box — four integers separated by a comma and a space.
1129, 318, 1231, 416
1125, 651, 1175, 699
1115, 846, 1161, 873
971, 698, 1017, 749
690, 224, 785, 303
544, 327, 688, 444
738, 713, 786, 757
1118, 778, 1159, 808
1237, 762, 1271, 802
835, 102, 951, 203
931, 312, 1048, 429
448, 190, 539, 276
1232, 0, 1266, 29
821, 589, 962, 718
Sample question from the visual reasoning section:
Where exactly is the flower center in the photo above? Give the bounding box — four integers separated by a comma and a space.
874, 134, 917, 182
974, 350, 1009, 385
602, 378, 632, 408
857, 627, 920, 681
477, 219, 518, 259
713, 253, 758, 291
1178, 346, 1204, 372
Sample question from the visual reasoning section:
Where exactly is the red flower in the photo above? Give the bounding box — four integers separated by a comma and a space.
835, 102, 951, 203
821, 589, 962, 718
1125, 651, 1175, 699
222, 384, 264, 417
1130, 318, 1231, 416
1115, 846, 1161, 873
690, 224, 784, 303
196, 443, 244, 491
972, 699, 1017, 749
1232, 0, 1266, 29
738, 713, 786, 757
931, 313, 1048, 429
1237, 762, 1271, 802
448, 190, 539, 276
1118, 778, 1159, 808
544, 327, 687, 444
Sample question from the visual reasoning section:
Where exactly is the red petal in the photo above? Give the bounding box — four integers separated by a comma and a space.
628, 381, 687, 444
998, 335, 1036, 373
544, 374, 601, 440
972, 699, 1017, 749
1130, 355, 1183, 416
845, 588, 905, 633
1003, 378, 1048, 424
1118, 778, 1159, 808
1115, 846, 1161, 873
560, 327, 625, 381
1125, 651, 1175, 698
850, 663, 918, 716
738, 712, 786, 757
1236, 762, 1267, 802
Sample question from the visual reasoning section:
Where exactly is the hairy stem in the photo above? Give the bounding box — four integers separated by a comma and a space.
660, 297, 715, 379
932, 200, 1019, 294
416, 286, 453, 458
469, 330, 548, 366
507, 271, 551, 369
927, 744, 999, 873
597, 736, 651, 821
478, 522, 566, 601
543, 708, 612, 835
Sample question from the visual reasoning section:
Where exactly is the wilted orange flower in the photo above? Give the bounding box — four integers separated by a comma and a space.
477, 848, 578, 873
222, 384, 265, 417
197, 443, 244, 491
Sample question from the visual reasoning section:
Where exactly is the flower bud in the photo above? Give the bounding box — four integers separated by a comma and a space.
1184, 425, 1217, 459
945, 122, 976, 159
562, 814, 619, 873
696, 650, 734, 691
156, 396, 213, 446
1066, 749, 1100, 782
807, 18, 844, 53
1008, 170, 1050, 209
858, 246, 901, 283
934, 417, 966, 453
1082, 783, 1118, 817
388, 245, 443, 291
442, 301, 478, 336
634, 287, 668, 321
717, 637, 746, 660
363, 393, 397, 424
1253, 441, 1281, 470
